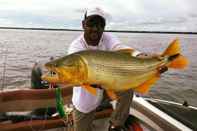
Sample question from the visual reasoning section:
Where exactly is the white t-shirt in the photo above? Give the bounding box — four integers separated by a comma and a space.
67, 32, 138, 113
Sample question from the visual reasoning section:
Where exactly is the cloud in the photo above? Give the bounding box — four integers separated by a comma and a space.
0, 0, 197, 31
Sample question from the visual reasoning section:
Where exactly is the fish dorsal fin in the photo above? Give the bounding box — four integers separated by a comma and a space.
162, 39, 180, 56
116, 48, 134, 55
106, 90, 118, 100
81, 84, 97, 96
134, 74, 160, 94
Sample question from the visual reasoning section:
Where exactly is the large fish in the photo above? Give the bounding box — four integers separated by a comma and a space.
42, 39, 188, 99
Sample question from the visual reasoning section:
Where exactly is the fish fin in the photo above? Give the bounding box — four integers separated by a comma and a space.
116, 48, 134, 54
162, 38, 181, 56
134, 74, 160, 94
162, 38, 189, 69
168, 55, 189, 69
81, 84, 97, 96
106, 90, 118, 100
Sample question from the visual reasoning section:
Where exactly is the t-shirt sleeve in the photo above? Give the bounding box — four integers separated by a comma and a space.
104, 33, 131, 51
106, 33, 132, 51
67, 39, 85, 55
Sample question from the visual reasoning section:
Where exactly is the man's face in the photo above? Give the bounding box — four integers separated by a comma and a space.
83, 15, 105, 46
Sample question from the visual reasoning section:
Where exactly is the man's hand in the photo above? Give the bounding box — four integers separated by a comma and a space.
137, 53, 168, 74
90, 84, 102, 89
158, 66, 168, 74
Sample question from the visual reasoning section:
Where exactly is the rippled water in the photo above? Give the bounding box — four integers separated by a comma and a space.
0, 29, 197, 106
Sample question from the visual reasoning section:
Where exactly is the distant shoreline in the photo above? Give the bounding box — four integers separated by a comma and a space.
0, 26, 197, 35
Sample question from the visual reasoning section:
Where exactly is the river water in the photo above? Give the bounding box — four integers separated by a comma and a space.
0, 29, 196, 106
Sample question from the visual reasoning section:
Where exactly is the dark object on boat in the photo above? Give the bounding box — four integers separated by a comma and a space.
146, 98, 197, 130
183, 100, 189, 107
31, 62, 48, 89
1, 113, 53, 123
31, 62, 56, 116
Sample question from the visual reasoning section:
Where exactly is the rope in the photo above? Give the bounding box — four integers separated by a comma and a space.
1, 47, 8, 90
55, 87, 73, 130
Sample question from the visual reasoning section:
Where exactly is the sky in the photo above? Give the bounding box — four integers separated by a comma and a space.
0, 0, 197, 32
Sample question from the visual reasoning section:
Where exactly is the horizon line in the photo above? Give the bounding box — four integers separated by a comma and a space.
0, 26, 197, 35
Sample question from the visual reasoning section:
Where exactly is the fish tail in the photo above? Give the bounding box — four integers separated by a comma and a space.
162, 38, 189, 69
134, 39, 189, 94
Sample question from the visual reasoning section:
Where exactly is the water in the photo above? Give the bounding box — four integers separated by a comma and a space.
0, 29, 197, 107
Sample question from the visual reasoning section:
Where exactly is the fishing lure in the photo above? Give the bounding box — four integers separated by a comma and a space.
55, 87, 66, 118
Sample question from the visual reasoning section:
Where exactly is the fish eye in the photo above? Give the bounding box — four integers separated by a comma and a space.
51, 71, 56, 75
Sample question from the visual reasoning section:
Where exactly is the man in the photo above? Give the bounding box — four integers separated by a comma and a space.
68, 7, 152, 131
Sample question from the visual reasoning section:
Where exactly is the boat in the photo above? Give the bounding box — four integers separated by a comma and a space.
0, 88, 197, 131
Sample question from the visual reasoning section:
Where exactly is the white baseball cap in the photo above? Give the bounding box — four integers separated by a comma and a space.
85, 7, 108, 20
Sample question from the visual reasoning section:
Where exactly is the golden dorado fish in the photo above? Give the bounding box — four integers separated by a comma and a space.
42, 39, 188, 99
